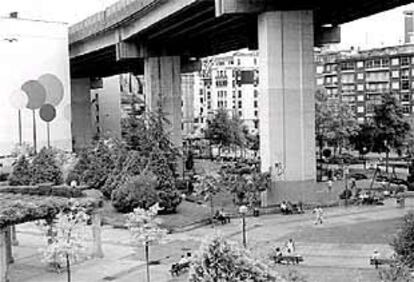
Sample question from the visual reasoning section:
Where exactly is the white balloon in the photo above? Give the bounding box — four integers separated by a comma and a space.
9, 89, 28, 110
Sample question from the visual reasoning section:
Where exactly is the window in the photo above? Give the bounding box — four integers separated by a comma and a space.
357, 84, 364, 91
401, 69, 409, 79
357, 117, 365, 123
254, 90, 258, 98
357, 61, 364, 68
254, 101, 258, 108
237, 59, 241, 65
401, 56, 410, 66
392, 70, 399, 78
238, 101, 242, 108
357, 73, 364, 80
391, 58, 399, 66
340, 61, 355, 71
392, 81, 399, 89
316, 66, 324, 74
357, 95, 364, 101
317, 78, 324, 86
402, 80, 410, 90
341, 74, 355, 83
366, 71, 389, 81
238, 111, 242, 117
357, 106, 365, 113
254, 111, 258, 117
254, 58, 257, 65
238, 91, 242, 98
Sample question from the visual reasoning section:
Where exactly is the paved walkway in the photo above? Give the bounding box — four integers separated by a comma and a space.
9, 198, 413, 282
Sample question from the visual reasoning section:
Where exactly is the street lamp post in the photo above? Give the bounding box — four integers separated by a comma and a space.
344, 166, 349, 207
239, 205, 248, 248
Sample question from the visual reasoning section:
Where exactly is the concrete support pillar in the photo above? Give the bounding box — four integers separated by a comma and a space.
0, 228, 9, 282
144, 56, 182, 149
91, 211, 103, 258
258, 10, 316, 182
71, 78, 95, 152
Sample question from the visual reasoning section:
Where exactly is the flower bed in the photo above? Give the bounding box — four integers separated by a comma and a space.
0, 193, 102, 228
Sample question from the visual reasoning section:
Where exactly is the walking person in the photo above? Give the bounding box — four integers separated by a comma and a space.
313, 206, 324, 225
285, 238, 296, 254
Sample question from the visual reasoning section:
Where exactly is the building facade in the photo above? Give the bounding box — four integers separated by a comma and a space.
315, 44, 414, 123
193, 50, 260, 135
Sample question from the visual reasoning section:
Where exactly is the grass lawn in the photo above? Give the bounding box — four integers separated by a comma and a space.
280, 217, 402, 245
101, 200, 214, 231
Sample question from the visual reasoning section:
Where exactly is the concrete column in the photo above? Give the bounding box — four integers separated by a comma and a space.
11, 226, 18, 246
0, 228, 9, 282
258, 10, 316, 182
144, 56, 182, 150
91, 211, 104, 258
71, 78, 95, 152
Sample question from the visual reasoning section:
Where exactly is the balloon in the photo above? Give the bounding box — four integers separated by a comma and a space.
39, 104, 56, 122
38, 74, 64, 106
9, 89, 28, 110
22, 80, 46, 110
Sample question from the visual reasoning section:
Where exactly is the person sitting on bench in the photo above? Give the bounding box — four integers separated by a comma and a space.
370, 249, 380, 269
280, 201, 289, 215
274, 247, 283, 263
214, 209, 230, 224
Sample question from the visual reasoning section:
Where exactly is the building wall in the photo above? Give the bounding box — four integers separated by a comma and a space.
0, 16, 71, 155
315, 44, 414, 122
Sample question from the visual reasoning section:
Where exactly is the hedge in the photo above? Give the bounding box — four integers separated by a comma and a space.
0, 193, 102, 228
0, 184, 84, 198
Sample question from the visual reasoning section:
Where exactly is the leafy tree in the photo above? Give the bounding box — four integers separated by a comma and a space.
371, 94, 410, 172
194, 172, 222, 225
188, 235, 282, 282
31, 147, 63, 185
350, 122, 377, 155
126, 203, 167, 282
111, 174, 159, 213
40, 205, 89, 282
205, 109, 234, 156
8, 155, 31, 186
225, 172, 270, 207
378, 264, 412, 282
391, 212, 414, 267
315, 89, 358, 156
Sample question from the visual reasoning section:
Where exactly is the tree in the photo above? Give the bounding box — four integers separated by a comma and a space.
205, 109, 234, 156
8, 155, 31, 186
391, 212, 414, 268
31, 147, 63, 185
350, 122, 377, 155
40, 205, 89, 282
225, 172, 270, 207
315, 89, 359, 157
126, 203, 167, 282
111, 174, 159, 213
372, 94, 410, 172
194, 172, 222, 226
188, 235, 282, 282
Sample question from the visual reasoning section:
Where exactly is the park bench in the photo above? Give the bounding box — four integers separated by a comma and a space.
370, 258, 397, 269
272, 254, 304, 265
170, 261, 191, 276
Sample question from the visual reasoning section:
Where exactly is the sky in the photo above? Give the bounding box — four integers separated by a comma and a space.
1, 1, 414, 50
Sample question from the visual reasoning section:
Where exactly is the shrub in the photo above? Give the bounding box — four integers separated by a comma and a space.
156, 180, 181, 213
111, 174, 160, 213
339, 189, 352, 200
188, 235, 282, 282
8, 155, 31, 186
30, 148, 63, 185
378, 264, 412, 282
391, 212, 414, 268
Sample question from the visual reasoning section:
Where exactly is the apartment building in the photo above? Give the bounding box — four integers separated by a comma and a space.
315, 44, 414, 123
192, 50, 260, 135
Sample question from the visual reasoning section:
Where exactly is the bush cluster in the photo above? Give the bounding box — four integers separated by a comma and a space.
8, 148, 63, 186
0, 184, 83, 198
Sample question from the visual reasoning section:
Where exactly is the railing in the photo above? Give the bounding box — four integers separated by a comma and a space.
69, 0, 161, 44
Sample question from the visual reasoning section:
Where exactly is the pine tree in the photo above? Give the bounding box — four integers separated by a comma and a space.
31, 147, 63, 185
8, 155, 31, 186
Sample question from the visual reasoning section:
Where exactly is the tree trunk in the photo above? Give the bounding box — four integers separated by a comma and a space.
210, 196, 215, 228
66, 254, 71, 282
386, 151, 389, 174
145, 242, 150, 282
